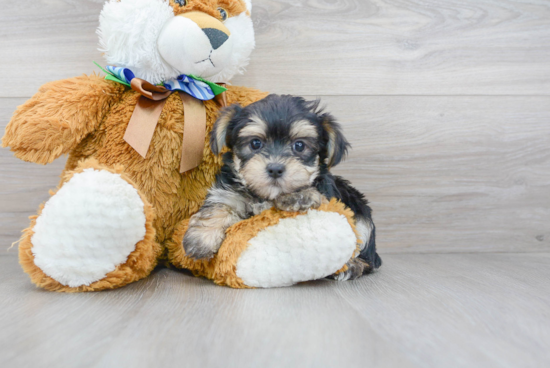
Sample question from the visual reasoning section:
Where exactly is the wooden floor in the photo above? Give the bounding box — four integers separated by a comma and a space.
1, 252, 550, 368
1, 0, 550, 367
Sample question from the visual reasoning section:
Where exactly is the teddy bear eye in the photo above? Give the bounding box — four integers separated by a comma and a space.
218, 8, 228, 21
175, 0, 187, 6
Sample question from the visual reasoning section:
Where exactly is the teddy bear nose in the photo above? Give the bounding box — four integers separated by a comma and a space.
202, 28, 229, 50
266, 163, 286, 179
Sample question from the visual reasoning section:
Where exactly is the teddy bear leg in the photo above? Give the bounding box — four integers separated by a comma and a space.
167, 201, 361, 289
233, 209, 358, 288
191, 201, 357, 289
19, 160, 160, 292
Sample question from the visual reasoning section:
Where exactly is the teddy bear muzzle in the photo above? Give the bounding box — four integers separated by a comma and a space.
157, 11, 234, 78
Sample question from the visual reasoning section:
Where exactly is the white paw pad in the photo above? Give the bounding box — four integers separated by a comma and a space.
236, 210, 357, 288
31, 169, 147, 287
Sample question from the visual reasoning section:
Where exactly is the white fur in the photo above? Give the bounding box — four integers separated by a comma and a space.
98, 0, 178, 84
31, 169, 147, 287
236, 210, 357, 288
208, 11, 255, 83
97, 0, 255, 84
244, 0, 252, 12
157, 16, 234, 78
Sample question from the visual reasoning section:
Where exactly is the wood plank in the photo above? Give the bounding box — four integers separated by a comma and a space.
322, 95, 550, 253
1, 0, 550, 97
334, 253, 550, 368
2, 96, 550, 253
245, 0, 550, 96
0, 255, 415, 368
1, 253, 550, 368
0, 0, 104, 98
0, 99, 67, 250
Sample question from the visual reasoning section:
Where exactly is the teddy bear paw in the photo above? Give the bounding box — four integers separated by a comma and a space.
235, 209, 357, 288
29, 168, 148, 288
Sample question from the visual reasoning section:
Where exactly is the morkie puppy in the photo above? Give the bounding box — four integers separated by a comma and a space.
184, 94, 381, 280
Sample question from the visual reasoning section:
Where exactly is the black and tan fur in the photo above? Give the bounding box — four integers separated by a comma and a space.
184, 94, 381, 280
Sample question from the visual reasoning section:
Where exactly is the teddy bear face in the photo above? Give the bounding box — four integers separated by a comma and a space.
98, 0, 254, 85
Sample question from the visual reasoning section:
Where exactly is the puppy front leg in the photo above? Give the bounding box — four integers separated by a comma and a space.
184, 204, 242, 260
275, 187, 327, 212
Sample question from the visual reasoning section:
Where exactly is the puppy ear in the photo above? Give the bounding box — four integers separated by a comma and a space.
320, 113, 350, 168
210, 104, 242, 155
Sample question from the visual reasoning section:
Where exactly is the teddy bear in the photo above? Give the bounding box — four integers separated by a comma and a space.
2, 0, 362, 292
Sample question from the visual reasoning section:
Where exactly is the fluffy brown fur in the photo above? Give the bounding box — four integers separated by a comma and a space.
4, 75, 363, 291
19, 159, 161, 292
166, 199, 360, 288
4, 0, 360, 291
3, 75, 126, 165
4, 75, 268, 291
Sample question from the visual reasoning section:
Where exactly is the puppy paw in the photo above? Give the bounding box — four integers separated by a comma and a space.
183, 220, 225, 260
275, 187, 324, 212
328, 258, 372, 281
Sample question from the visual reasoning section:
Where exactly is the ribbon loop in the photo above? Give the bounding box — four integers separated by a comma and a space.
106, 65, 135, 85
130, 79, 171, 101
124, 96, 167, 158
179, 92, 207, 173
98, 64, 228, 173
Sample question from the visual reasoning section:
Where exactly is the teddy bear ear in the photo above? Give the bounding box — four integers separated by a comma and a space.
210, 104, 243, 155
320, 112, 351, 168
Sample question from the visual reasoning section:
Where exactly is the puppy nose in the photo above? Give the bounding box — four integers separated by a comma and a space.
202, 28, 229, 50
267, 163, 286, 179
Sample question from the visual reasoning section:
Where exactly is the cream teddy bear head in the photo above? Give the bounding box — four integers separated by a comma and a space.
98, 0, 254, 85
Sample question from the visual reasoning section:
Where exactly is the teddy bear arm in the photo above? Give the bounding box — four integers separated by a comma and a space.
225, 85, 269, 106
169, 200, 360, 289
2, 75, 125, 164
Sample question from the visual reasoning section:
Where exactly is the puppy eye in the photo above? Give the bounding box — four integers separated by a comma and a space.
175, 0, 187, 6
293, 141, 306, 153
250, 139, 263, 151
218, 8, 228, 21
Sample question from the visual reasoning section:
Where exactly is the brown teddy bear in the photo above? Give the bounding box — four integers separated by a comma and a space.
2, 0, 361, 291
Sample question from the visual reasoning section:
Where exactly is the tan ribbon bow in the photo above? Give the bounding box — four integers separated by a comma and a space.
123, 78, 227, 173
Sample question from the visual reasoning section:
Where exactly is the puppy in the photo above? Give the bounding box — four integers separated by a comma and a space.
184, 94, 381, 280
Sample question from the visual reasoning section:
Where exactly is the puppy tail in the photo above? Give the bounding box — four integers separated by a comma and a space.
374, 252, 382, 269
359, 226, 382, 272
